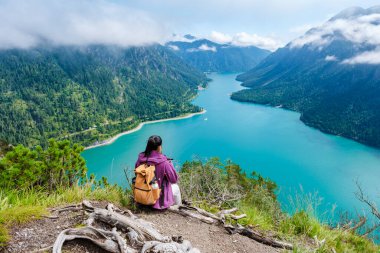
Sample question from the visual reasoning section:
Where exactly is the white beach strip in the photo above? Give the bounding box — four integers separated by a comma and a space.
84, 110, 207, 150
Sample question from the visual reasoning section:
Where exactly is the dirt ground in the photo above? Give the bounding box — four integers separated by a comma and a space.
139, 210, 280, 253
1, 203, 281, 253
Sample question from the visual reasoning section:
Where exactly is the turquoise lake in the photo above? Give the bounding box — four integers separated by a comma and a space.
82, 73, 380, 219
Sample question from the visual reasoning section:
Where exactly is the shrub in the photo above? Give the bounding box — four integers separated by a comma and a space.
0, 139, 87, 191
179, 158, 278, 209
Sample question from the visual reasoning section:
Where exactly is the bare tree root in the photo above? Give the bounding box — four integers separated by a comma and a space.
52, 226, 134, 253
224, 224, 293, 250
50, 199, 294, 252
51, 200, 199, 253
168, 203, 293, 250
168, 205, 218, 224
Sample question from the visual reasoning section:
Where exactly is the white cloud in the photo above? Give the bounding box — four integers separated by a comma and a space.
168, 45, 180, 51
231, 32, 283, 51
198, 44, 217, 52
289, 9, 380, 65
0, 0, 168, 49
208, 31, 283, 51
342, 48, 380, 64
186, 44, 217, 52
210, 31, 232, 44
325, 55, 338, 61
290, 12, 380, 49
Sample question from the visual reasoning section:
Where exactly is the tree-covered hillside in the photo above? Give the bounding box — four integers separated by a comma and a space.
166, 39, 270, 72
0, 45, 208, 147
232, 7, 380, 148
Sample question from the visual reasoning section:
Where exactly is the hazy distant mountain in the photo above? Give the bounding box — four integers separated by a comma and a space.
0, 44, 207, 146
232, 6, 380, 148
166, 37, 270, 72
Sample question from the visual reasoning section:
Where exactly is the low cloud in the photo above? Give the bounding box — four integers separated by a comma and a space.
198, 44, 217, 52
186, 44, 217, 52
290, 11, 380, 49
209, 31, 233, 44
289, 8, 380, 65
168, 45, 180, 51
0, 0, 167, 49
325, 55, 338, 61
209, 31, 283, 51
342, 48, 380, 64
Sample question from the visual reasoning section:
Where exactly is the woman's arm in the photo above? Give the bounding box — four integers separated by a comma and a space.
164, 161, 178, 184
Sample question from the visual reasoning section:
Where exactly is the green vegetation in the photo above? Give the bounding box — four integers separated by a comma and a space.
232, 41, 380, 148
0, 45, 207, 147
0, 139, 130, 247
0, 139, 86, 191
166, 38, 270, 72
0, 142, 378, 252
179, 158, 380, 252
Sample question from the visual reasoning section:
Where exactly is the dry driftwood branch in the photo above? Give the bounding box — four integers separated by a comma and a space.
52, 200, 295, 252
347, 216, 367, 232
168, 205, 218, 224
52, 226, 135, 253
52, 200, 200, 253
224, 224, 293, 250
217, 207, 238, 216
88, 204, 169, 242
230, 214, 247, 220
356, 182, 380, 220
168, 203, 293, 250
180, 204, 222, 222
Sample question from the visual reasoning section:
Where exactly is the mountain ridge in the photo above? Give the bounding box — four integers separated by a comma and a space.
166, 37, 270, 72
232, 6, 380, 148
0, 44, 208, 147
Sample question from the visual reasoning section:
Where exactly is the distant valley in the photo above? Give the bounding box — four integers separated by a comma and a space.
232, 6, 380, 148
166, 35, 270, 72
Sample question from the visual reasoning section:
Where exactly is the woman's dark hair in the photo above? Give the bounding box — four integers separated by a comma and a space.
144, 135, 162, 157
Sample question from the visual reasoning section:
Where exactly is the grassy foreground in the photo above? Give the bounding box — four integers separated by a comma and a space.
0, 140, 379, 252
0, 184, 129, 247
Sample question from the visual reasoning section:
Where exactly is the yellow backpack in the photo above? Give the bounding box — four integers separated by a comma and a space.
133, 163, 161, 205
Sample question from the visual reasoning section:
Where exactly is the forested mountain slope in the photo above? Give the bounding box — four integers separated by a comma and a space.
232, 6, 380, 148
166, 38, 270, 72
0, 45, 207, 146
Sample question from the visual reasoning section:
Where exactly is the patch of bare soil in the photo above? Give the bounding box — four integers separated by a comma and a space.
139, 210, 280, 253
1, 203, 280, 253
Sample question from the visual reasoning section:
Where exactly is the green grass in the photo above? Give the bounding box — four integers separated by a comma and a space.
0, 184, 131, 247
238, 203, 276, 231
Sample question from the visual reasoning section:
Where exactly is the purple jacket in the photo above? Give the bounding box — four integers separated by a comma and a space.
135, 150, 178, 210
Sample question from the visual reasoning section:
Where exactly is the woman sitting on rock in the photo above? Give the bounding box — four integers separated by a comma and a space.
135, 135, 181, 209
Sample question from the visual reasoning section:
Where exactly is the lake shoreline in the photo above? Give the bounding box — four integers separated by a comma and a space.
84, 110, 207, 150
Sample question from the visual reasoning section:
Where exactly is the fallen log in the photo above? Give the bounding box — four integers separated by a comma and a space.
230, 214, 247, 220
168, 205, 218, 224
52, 226, 136, 253
52, 200, 199, 253
83, 200, 169, 242
217, 208, 238, 216
224, 224, 293, 250
181, 205, 222, 222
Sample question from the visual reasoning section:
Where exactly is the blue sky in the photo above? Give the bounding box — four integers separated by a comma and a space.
0, 0, 379, 50
126, 1, 379, 39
